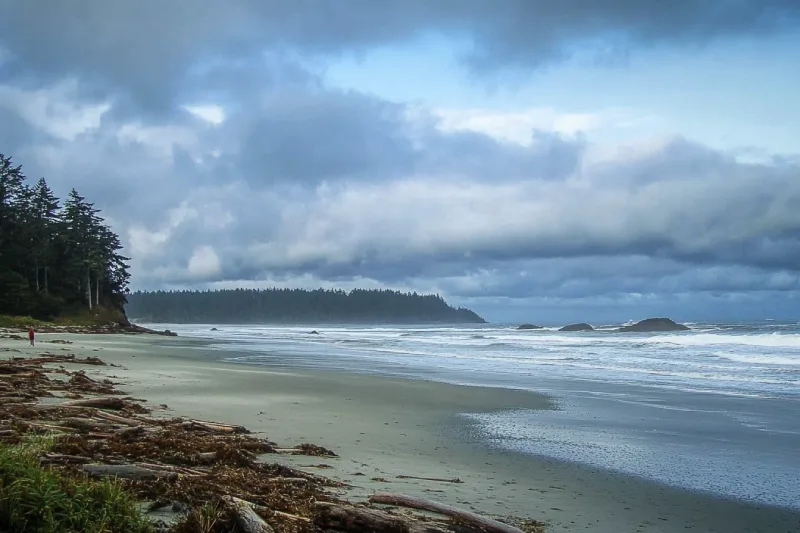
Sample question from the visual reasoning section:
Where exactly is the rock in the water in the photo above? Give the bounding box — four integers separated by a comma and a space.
559, 323, 594, 332
210, 327, 218, 331
619, 318, 689, 332
517, 324, 543, 330
309, 330, 320, 335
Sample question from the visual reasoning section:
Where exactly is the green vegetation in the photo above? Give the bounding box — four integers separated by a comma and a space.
126, 288, 486, 324
0, 441, 151, 533
0, 315, 50, 328
0, 308, 129, 329
0, 153, 130, 322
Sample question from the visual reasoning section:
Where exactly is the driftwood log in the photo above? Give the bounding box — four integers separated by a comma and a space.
63, 397, 129, 410
183, 419, 249, 434
82, 464, 177, 481
396, 475, 463, 484
314, 501, 449, 533
369, 493, 525, 533
223, 496, 275, 533
63, 417, 114, 432
134, 462, 206, 477
87, 409, 142, 426
39, 453, 92, 465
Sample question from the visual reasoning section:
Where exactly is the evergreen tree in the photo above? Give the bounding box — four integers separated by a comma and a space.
0, 155, 31, 312
62, 189, 104, 310
0, 153, 130, 320
30, 178, 61, 294
125, 288, 485, 324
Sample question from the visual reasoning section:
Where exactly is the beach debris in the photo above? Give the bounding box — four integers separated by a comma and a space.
223, 496, 276, 533
369, 493, 526, 533
83, 463, 173, 480
315, 501, 447, 533
181, 419, 250, 434
63, 395, 148, 411
395, 475, 463, 484
275, 443, 338, 457
0, 353, 544, 533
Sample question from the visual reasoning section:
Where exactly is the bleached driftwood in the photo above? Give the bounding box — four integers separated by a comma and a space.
82, 463, 175, 481
63, 397, 129, 410
396, 475, 463, 484
369, 493, 525, 533
314, 501, 449, 533
223, 496, 275, 533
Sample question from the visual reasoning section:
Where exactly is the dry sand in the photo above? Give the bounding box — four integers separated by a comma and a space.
2, 332, 798, 533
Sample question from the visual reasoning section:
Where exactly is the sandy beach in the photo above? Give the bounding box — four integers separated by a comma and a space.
2, 332, 798, 533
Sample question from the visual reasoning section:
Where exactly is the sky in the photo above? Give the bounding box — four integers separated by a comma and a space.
1, 0, 799, 324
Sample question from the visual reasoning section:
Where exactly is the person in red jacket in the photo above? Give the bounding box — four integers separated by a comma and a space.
28, 326, 35, 347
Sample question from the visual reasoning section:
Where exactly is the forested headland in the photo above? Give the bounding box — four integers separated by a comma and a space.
0, 154, 130, 324
126, 288, 486, 324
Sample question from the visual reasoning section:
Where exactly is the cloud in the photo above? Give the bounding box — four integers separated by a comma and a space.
1, 2, 799, 321
2, 74, 799, 309
1, 1, 798, 113
187, 245, 222, 279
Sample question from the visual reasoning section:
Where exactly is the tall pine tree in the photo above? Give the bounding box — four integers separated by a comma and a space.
30, 178, 61, 294
0, 153, 131, 320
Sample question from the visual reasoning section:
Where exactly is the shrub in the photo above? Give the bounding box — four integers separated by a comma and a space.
0, 441, 152, 533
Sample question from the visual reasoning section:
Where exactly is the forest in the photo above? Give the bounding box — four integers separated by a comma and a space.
126, 288, 486, 324
0, 154, 130, 321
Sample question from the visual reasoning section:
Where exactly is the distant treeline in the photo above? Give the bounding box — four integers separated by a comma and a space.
0, 154, 129, 320
126, 288, 486, 324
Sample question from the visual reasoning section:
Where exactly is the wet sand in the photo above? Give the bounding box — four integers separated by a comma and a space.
2, 332, 798, 533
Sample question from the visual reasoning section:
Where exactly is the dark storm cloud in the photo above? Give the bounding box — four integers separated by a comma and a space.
2, 0, 798, 113
238, 90, 416, 184
0, 106, 37, 156
227, 88, 587, 185
418, 128, 586, 181
429, 257, 800, 301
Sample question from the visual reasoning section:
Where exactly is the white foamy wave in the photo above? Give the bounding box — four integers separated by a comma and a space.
715, 351, 800, 366
145, 321, 800, 399
645, 333, 800, 349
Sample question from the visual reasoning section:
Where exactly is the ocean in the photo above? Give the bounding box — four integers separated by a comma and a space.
144, 320, 800, 509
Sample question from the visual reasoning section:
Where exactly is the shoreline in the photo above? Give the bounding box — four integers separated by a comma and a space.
2, 332, 798, 532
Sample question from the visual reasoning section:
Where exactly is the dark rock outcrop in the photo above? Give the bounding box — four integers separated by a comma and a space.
309, 330, 320, 335
517, 324, 543, 330
559, 323, 594, 332
619, 318, 690, 332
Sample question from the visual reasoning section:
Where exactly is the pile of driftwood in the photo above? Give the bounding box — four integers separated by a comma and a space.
0, 354, 543, 533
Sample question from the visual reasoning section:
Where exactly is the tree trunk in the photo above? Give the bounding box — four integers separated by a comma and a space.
63, 397, 131, 410
314, 502, 449, 533
86, 267, 92, 310
95, 277, 100, 308
82, 464, 174, 481
223, 496, 275, 533
368, 493, 526, 533
34, 262, 40, 292
44, 266, 49, 294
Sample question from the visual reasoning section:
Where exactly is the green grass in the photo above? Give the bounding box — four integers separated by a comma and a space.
0, 307, 128, 329
0, 440, 152, 533
0, 315, 50, 328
